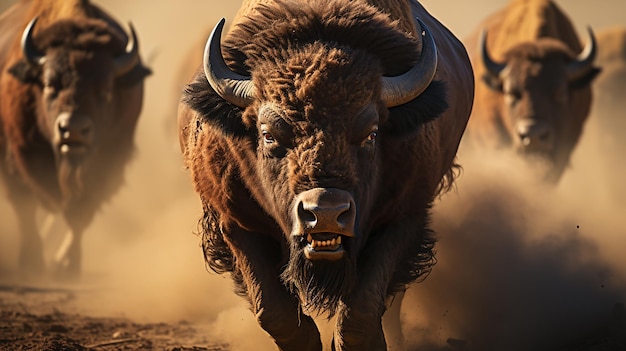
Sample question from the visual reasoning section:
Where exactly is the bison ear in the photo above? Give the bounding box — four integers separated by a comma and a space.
569, 67, 601, 91
385, 80, 448, 136
7, 60, 41, 85
115, 64, 152, 87
181, 71, 249, 138
481, 73, 503, 92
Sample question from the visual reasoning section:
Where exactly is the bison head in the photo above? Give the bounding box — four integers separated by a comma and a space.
9, 17, 150, 198
480, 29, 600, 183
192, 2, 445, 312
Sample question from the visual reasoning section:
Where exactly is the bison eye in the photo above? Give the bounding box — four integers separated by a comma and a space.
262, 131, 275, 144
363, 129, 378, 145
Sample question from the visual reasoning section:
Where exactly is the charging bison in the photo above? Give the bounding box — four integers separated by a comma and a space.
463, 0, 601, 184
0, 0, 151, 277
178, 0, 473, 349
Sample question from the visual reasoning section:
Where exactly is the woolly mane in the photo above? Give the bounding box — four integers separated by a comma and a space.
34, 19, 126, 54
224, 0, 420, 76
8, 18, 150, 88
503, 38, 576, 62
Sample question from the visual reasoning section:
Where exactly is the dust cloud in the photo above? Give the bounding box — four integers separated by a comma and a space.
400, 139, 626, 350
0, 1, 625, 351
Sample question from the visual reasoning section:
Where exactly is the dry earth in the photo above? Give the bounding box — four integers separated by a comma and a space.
1, 1, 626, 350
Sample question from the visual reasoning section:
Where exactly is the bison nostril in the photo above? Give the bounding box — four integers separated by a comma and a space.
336, 203, 354, 229
297, 202, 317, 228
517, 122, 551, 147
58, 124, 69, 135
58, 119, 69, 130
519, 133, 531, 146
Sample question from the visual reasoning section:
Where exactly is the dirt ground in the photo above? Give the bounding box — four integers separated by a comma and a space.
1, 0, 626, 350
0, 285, 226, 351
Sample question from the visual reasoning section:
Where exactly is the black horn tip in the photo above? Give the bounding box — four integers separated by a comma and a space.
204, 17, 255, 108
381, 16, 438, 107
21, 16, 46, 66
480, 28, 505, 77
113, 21, 141, 77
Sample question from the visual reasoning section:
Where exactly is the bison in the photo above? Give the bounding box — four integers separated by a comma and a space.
178, 0, 474, 350
0, 0, 151, 277
462, 0, 601, 184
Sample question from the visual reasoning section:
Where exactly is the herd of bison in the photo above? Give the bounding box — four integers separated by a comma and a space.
1, 0, 625, 350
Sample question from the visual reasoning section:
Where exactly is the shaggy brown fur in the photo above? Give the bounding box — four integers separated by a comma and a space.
0, 0, 150, 276
463, 0, 601, 184
179, 0, 473, 350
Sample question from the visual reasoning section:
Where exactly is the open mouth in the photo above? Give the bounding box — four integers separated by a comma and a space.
59, 143, 89, 156
303, 233, 346, 261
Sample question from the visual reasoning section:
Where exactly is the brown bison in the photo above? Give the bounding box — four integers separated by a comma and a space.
0, 0, 151, 277
178, 0, 474, 349
463, 0, 601, 184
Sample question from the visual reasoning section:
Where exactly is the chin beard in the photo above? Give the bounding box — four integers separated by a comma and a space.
280, 236, 357, 316
58, 158, 85, 203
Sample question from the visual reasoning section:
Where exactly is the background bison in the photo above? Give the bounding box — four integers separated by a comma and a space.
461, 0, 601, 184
0, 0, 151, 277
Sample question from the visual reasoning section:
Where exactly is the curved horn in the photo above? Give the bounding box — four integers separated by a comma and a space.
566, 26, 597, 82
114, 22, 140, 77
480, 29, 506, 78
204, 18, 255, 108
381, 17, 438, 107
21, 17, 46, 66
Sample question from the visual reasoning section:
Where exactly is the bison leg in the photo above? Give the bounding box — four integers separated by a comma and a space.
332, 298, 387, 351
227, 228, 322, 351
6, 190, 45, 275
383, 290, 407, 351
0, 171, 45, 275
54, 203, 93, 278
1, 162, 44, 275
332, 222, 427, 350
52, 228, 82, 278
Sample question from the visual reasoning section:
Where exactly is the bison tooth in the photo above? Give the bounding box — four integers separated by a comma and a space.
337, 236, 342, 244
60, 144, 69, 154
307, 234, 313, 243
324, 240, 330, 247
331, 238, 337, 246
311, 240, 317, 248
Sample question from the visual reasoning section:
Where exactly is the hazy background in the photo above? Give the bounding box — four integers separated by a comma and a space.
0, 1, 624, 350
